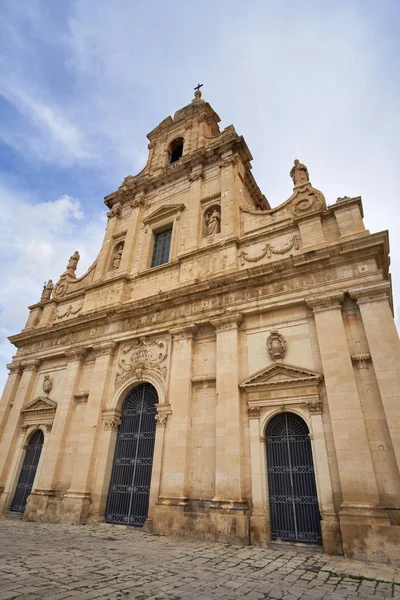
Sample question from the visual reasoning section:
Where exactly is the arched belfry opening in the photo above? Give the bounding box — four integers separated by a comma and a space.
167, 137, 184, 164
266, 412, 321, 544
11, 429, 44, 513
106, 383, 158, 526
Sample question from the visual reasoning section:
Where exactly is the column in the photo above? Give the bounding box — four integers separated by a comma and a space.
308, 295, 390, 548
218, 154, 238, 238
211, 314, 244, 504
248, 407, 268, 545
24, 349, 87, 521
0, 359, 41, 513
307, 402, 341, 555
146, 409, 170, 524
60, 342, 116, 524
352, 285, 400, 472
89, 408, 121, 520
0, 363, 22, 439
158, 325, 196, 502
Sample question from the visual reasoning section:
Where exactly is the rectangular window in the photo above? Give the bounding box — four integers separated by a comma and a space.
151, 228, 172, 268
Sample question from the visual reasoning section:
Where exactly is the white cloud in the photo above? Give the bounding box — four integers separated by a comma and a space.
0, 179, 105, 390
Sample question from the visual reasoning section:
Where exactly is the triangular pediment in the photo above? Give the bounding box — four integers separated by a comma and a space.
21, 396, 57, 413
143, 204, 185, 225
240, 363, 323, 390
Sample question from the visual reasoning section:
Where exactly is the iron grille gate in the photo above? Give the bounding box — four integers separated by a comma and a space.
11, 429, 43, 513
106, 383, 158, 526
266, 413, 321, 543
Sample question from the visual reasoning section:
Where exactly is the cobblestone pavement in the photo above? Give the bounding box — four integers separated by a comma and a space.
1, 520, 400, 600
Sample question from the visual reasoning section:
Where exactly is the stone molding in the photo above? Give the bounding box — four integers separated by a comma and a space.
218, 155, 239, 169
65, 348, 88, 362
210, 313, 243, 331
7, 362, 22, 375
92, 341, 118, 357
306, 293, 344, 313
188, 170, 204, 182
241, 363, 323, 390
351, 352, 372, 365
349, 282, 391, 305
20, 359, 42, 372
170, 324, 198, 340
74, 391, 89, 403
191, 374, 216, 386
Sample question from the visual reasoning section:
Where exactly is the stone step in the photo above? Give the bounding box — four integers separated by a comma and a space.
5, 510, 23, 520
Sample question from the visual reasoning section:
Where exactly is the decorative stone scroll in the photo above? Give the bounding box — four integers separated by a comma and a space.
155, 413, 169, 426
239, 235, 299, 265
266, 330, 287, 362
53, 250, 81, 300
115, 336, 168, 388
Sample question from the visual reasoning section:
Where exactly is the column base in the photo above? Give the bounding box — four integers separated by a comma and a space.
320, 512, 342, 555
23, 489, 61, 522
339, 503, 400, 563
58, 491, 91, 525
249, 511, 270, 546
152, 498, 250, 545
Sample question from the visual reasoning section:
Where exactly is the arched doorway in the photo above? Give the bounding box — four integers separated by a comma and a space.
10, 429, 44, 513
266, 412, 321, 543
106, 383, 158, 526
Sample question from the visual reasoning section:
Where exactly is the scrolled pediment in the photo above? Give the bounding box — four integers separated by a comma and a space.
21, 396, 57, 414
240, 363, 323, 391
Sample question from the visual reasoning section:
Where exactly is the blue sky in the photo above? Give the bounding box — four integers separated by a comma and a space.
1, 0, 400, 390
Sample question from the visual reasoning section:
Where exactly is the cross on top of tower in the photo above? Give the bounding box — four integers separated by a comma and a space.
194, 83, 203, 92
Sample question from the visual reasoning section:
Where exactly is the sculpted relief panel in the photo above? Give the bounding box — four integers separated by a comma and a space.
115, 336, 169, 389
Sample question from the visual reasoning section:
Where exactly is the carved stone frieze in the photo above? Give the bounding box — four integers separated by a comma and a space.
267, 330, 287, 362
115, 336, 168, 388
54, 299, 84, 321
239, 235, 299, 265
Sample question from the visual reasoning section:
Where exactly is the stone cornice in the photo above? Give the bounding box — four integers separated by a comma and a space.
349, 282, 391, 305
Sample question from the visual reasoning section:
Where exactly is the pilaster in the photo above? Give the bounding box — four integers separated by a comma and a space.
182, 169, 203, 253
92, 207, 121, 281
351, 284, 400, 473
158, 325, 196, 502
0, 363, 22, 439
0, 359, 41, 513
119, 194, 145, 273
24, 349, 87, 522
60, 342, 117, 524
308, 294, 390, 558
218, 154, 238, 239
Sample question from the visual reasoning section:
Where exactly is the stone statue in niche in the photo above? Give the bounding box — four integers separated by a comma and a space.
205, 207, 221, 236
290, 159, 309, 187
41, 279, 54, 301
66, 251, 80, 276
267, 330, 287, 361
111, 242, 124, 271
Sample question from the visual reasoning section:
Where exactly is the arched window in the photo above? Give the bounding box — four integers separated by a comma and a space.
167, 138, 184, 164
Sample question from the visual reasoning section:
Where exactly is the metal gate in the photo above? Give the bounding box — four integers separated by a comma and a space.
10, 429, 44, 513
106, 383, 158, 526
266, 413, 321, 543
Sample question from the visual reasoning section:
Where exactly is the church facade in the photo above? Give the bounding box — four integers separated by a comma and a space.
1, 89, 400, 563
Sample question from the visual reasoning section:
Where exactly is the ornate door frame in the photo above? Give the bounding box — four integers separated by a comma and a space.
241, 363, 340, 554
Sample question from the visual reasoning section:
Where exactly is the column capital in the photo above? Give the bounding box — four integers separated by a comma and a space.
248, 406, 260, 419
92, 341, 118, 357
20, 358, 42, 372
7, 362, 22, 375
65, 347, 88, 363
210, 312, 243, 331
349, 282, 391, 305
306, 293, 344, 313
170, 324, 198, 340
218, 155, 239, 169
